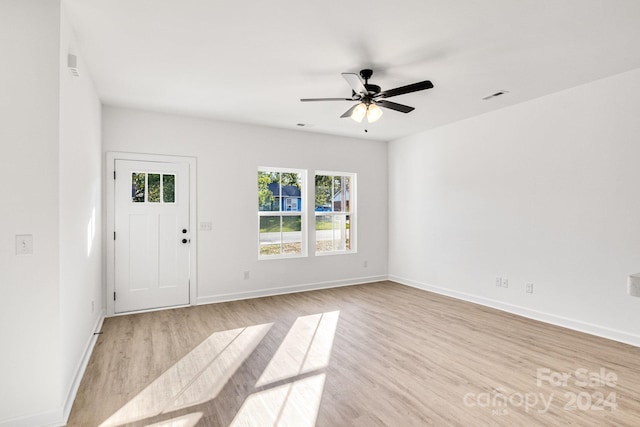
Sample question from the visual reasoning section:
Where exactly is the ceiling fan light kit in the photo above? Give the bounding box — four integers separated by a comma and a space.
351, 103, 367, 123
350, 102, 383, 123
301, 69, 434, 124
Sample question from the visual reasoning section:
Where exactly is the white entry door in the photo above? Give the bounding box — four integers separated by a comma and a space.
114, 159, 191, 313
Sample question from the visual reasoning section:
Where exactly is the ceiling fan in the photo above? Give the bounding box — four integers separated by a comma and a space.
301, 69, 434, 123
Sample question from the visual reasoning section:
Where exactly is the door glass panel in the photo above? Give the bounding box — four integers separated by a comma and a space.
163, 174, 175, 203
132, 173, 145, 202
148, 174, 161, 203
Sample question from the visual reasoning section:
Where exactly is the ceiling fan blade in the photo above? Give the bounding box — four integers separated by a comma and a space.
341, 73, 367, 94
340, 104, 359, 118
374, 99, 415, 113
376, 80, 434, 99
300, 98, 354, 102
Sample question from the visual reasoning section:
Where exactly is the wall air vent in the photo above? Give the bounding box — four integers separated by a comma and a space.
482, 90, 509, 101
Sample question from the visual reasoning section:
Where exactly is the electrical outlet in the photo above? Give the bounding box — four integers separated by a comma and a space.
495, 277, 501, 287
501, 278, 509, 288
526, 283, 534, 293
243, 271, 250, 280
363, 260, 368, 268
16, 235, 33, 255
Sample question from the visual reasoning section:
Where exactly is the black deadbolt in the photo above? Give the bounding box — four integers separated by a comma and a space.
182, 229, 188, 234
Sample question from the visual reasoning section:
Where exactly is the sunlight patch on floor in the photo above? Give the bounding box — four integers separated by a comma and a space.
100, 323, 273, 426
256, 311, 339, 388
143, 412, 203, 427
167, 322, 272, 412
230, 374, 326, 427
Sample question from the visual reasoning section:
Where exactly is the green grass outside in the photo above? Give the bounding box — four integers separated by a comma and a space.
259, 216, 351, 232
315, 217, 350, 231
260, 216, 301, 233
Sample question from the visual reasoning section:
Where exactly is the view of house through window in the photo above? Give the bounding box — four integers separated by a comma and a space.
315, 172, 354, 254
258, 168, 305, 257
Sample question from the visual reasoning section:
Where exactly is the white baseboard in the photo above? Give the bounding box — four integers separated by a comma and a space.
0, 310, 105, 427
62, 310, 106, 424
0, 408, 63, 427
390, 275, 640, 348
196, 275, 387, 305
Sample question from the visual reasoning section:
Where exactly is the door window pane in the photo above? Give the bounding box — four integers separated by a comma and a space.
148, 174, 161, 203
132, 173, 145, 202
163, 174, 175, 203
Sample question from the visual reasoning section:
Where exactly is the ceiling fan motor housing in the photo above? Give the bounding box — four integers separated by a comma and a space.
359, 69, 374, 80
359, 69, 380, 95
364, 84, 381, 95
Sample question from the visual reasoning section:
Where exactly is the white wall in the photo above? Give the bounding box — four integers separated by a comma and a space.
58, 3, 103, 420
0, 0, 62, 423
0, 1, 103, 425
103, 107, 388, 303
389, 68, 640, 346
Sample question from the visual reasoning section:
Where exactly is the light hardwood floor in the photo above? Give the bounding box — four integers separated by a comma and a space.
68, 281, 640, 426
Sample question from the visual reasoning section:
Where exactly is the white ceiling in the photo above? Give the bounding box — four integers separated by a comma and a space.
63, 0, 640, 142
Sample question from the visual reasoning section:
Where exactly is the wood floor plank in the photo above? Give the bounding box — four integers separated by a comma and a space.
67, 281, 640, 426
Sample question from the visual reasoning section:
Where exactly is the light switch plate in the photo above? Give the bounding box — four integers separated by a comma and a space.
16, 235, 33, 255
628, 274, 640, 297
199, 221, 212, 231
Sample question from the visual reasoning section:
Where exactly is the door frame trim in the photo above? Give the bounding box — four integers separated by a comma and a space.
106, 152, 197, 316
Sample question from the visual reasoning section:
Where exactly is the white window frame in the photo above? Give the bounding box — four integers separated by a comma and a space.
258, 167, 307, 259
314, 171, 356, 255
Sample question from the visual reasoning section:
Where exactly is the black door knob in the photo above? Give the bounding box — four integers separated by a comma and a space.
182, 238, 188, 244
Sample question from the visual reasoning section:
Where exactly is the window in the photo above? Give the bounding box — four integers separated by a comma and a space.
258, 168, 306, 258
315, 172, 355, 254
131, 172, 175, 203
